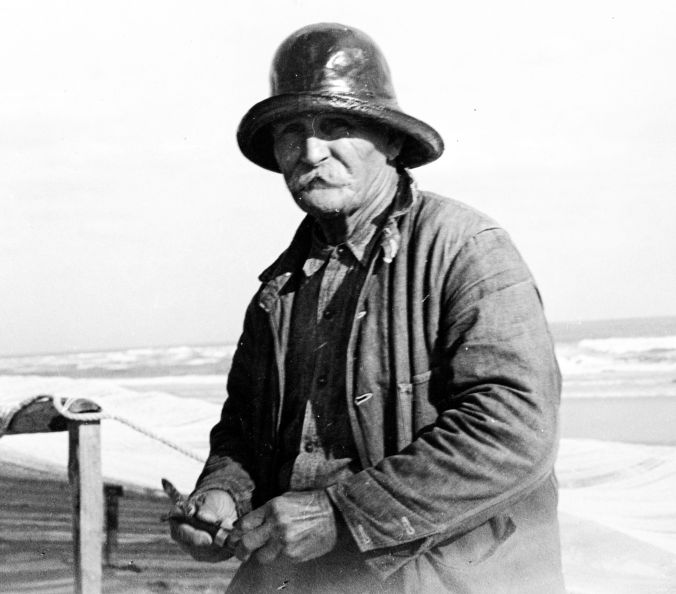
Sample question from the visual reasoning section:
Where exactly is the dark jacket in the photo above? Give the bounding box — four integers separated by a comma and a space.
196, 177, 565, 593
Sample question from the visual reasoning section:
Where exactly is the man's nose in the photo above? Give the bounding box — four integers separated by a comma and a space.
300, 135, 330, 165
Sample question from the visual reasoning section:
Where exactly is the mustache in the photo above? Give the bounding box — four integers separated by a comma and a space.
286, 166, 348, 193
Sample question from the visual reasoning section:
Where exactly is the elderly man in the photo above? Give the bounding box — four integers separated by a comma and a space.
170, 23, 565, 593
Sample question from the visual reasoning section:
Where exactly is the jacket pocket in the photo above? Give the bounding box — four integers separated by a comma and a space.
353, 390, 385, 466
395, 382, 413, 449
397, 369, 435, 449
429, 514, 516, 571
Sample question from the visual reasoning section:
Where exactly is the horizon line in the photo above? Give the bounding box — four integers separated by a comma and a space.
2, 313, 676, 359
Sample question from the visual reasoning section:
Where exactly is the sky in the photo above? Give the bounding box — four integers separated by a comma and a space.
1, 0, 675, 355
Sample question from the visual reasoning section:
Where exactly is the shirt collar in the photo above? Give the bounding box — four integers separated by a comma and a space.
301, 205, 389, 277
258, 170, 418, 292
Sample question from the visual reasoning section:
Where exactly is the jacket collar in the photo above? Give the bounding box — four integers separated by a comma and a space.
302, 213, 382, 276
258, 170, 418, 311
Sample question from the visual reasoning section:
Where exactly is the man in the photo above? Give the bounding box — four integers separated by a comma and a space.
170, 22, 565, 593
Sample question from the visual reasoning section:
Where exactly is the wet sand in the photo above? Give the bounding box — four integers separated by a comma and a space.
0, 460, 237, 593
2, 449, 675, 593
560, 395, 676, 445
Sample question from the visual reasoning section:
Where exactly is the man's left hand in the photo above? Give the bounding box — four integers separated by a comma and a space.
228, 490, 338, 564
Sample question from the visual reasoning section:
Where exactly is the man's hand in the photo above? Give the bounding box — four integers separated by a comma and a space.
228, 490, 338, 564
168, 489, 238, 563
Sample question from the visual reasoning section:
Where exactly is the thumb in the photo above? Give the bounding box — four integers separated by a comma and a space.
236, 505, 267, 532
194, 492, 236, 526
196, 506, 221, 525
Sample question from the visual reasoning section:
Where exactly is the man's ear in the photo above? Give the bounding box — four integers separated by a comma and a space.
386, 132, 405, 162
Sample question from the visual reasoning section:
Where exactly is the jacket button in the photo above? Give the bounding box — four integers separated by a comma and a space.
304, 441, 315, 453
317, 375, 327, 387
323, 309, 334, 319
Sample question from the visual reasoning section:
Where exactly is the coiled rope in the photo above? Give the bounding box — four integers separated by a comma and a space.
52, 396, 207, 463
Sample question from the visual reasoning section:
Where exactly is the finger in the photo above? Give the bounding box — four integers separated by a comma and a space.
224, 527, 242, 555
234, 542, 250, 563
225, 526, 243, 547
169, 520, 233, 563
169, 519, 214, 548
255, 538, 283, 565
169, 518, 189, 543
213, 526, 230, 548
194, 503, 223, 526
235, 522, 274, 562
242, 521, 274, 552
196, 509, 234, 532
236, 506, 267, 532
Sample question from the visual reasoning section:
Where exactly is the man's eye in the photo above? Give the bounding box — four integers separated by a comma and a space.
275, 123, 304, 138
319, 118, 352, 137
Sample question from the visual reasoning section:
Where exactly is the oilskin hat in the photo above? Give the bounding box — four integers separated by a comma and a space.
237, 23, 444, 172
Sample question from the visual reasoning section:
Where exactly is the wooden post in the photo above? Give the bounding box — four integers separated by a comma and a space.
68, 419, 103, 594
104, 484, 124, 566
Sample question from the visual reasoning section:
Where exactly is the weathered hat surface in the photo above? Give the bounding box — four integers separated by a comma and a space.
237, 22, 444, 172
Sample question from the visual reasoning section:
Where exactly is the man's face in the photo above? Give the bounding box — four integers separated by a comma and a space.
271, 113, 399, 220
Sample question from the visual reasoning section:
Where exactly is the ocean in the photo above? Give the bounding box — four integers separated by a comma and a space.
2, 316, 675, 442
551, 317, 676, 445
3, 316, 676, 396
1, 316, 675, 579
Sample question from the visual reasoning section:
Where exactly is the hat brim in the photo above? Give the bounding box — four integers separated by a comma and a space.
237, 93, 444, 172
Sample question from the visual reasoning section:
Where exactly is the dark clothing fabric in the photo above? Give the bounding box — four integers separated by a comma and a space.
226, 527, 398, 594
278, 223, 375, 492
195, 173, 565, 593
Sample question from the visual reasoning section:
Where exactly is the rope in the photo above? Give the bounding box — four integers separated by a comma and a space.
52, 396, 206, 463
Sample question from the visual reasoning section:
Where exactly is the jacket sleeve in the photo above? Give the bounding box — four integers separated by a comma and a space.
327, 227, 561, 568
191, 299, 259, 517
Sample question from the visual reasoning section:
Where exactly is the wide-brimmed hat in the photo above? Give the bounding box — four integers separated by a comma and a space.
237, 23, 444, 172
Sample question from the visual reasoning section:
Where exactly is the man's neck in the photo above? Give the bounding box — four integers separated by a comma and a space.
316, 168, 400, 245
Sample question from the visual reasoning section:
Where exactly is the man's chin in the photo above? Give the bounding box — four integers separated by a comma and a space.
293, 188, 351, 217
299, 204, 344, 220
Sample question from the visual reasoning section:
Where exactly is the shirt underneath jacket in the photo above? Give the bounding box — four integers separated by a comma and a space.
278, 210, 387, 493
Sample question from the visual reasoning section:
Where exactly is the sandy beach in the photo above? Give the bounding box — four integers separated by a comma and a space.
0, 458, 237, 594
2, 446, 676, 594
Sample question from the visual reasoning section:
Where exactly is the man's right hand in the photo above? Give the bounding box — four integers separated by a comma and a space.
168, 489, 238, 563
